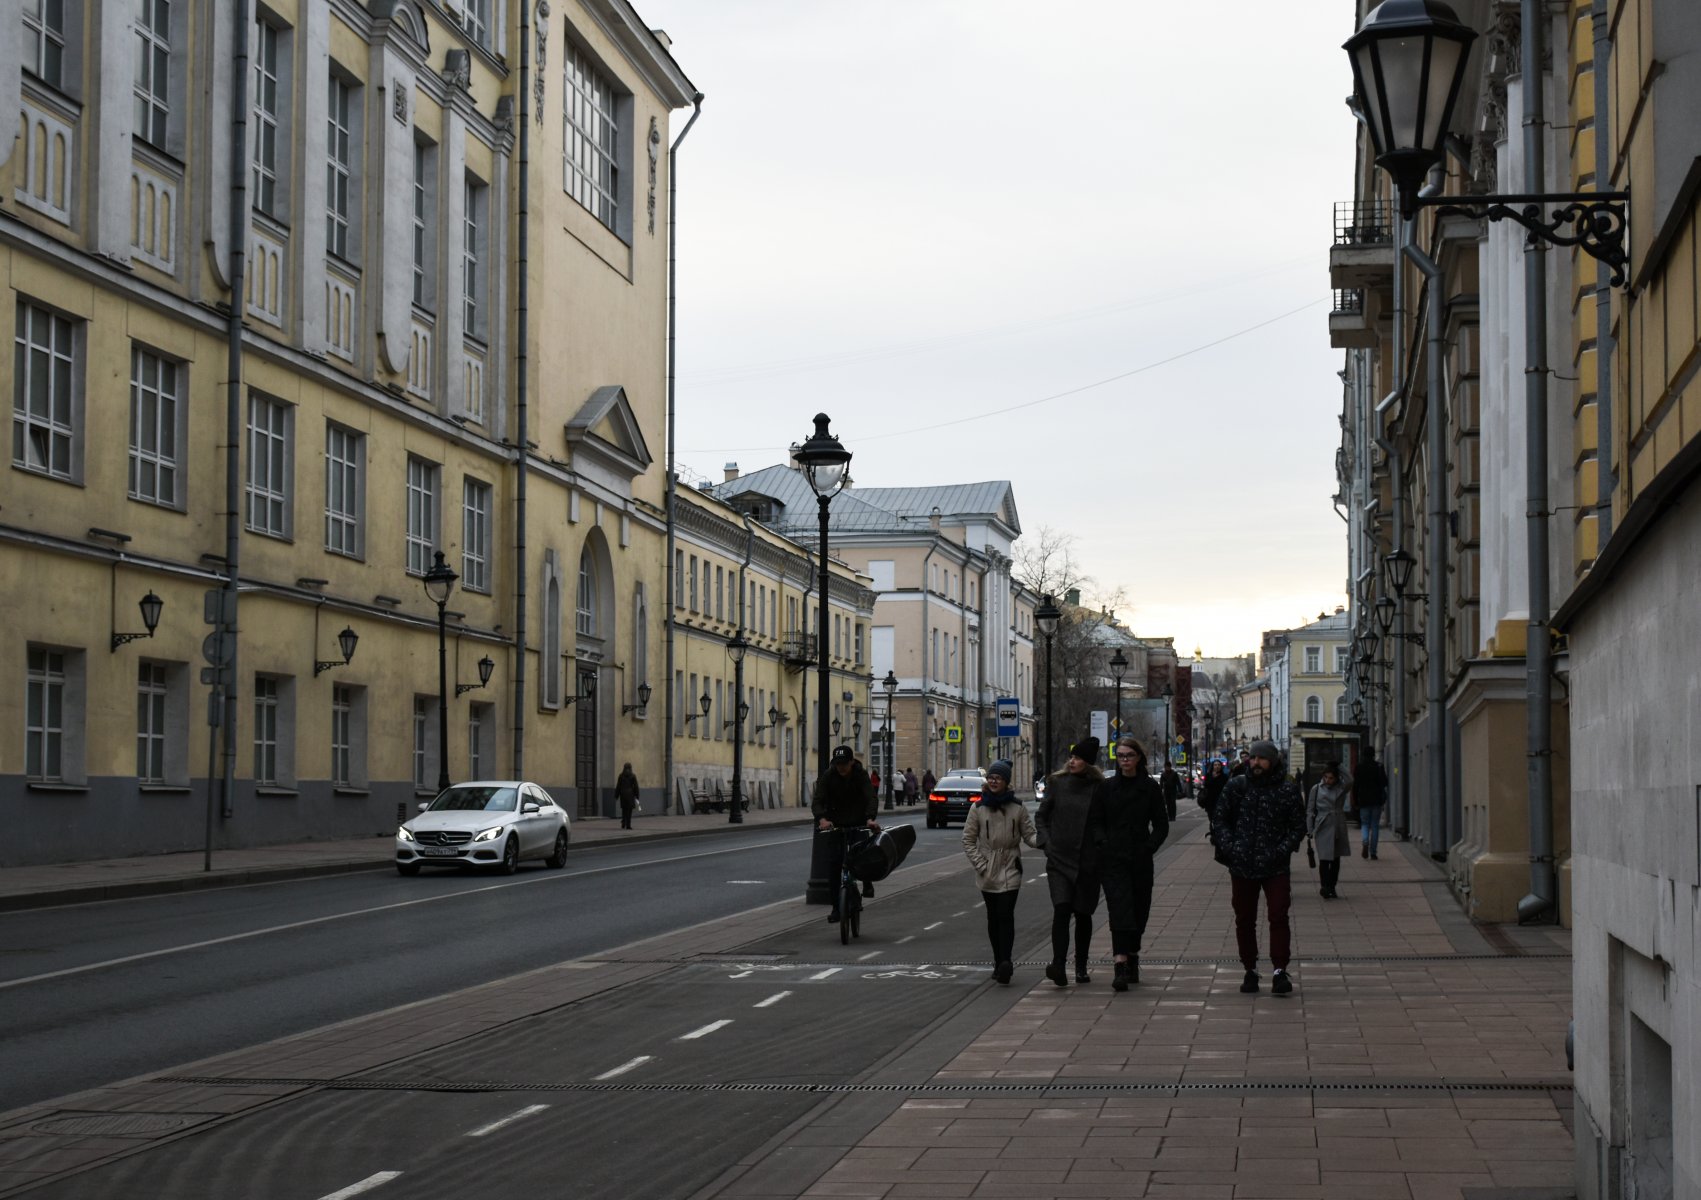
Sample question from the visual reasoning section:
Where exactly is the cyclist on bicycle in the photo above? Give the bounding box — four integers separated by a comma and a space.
812, 745, 880, 923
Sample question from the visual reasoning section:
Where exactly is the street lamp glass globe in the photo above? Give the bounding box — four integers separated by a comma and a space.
1375, 595, 1398, 635
336, 625, 359, 664
138, 590, 165, 634
1034, 594, 1061, 637
1345, 0, 1477, 216
725, 632, 749, 665
422, 551, 458, 606
793, 413, 852, 498
882, 669, 898, 698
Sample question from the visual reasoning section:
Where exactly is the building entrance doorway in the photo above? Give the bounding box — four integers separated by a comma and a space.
575, 667, 598, 817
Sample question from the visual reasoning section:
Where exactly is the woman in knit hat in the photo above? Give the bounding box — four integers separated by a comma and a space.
961, 760, 1040, 984
1035, 736, 1104, 986
1089, 737, 1169, 990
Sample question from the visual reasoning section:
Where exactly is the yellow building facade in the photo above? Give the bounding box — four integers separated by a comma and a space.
1, 0, 697, 863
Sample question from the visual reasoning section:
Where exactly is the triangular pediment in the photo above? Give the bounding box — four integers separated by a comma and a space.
565, 386, 653, 479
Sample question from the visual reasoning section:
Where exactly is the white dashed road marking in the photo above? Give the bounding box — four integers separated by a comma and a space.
857, 950, 882, 961
806, 968, 841, 981
924, 921, 944, 930
894, 935, 914, 945
593, 1056, 652, 1080
317, 1174, 402, 1200
465, 1104, 549, 1137
753, 991, 791, 1008
680, 1020, 733, 1040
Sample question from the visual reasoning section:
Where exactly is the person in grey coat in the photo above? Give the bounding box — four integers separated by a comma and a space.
962, 760, 1040, 985
1035, 736, 1104, 987
1307, 761, 1353, 899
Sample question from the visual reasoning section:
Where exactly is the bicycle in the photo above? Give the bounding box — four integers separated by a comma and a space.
832, 824, 879, 946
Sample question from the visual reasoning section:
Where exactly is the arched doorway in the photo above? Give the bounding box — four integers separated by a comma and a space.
574, 530, 616, 817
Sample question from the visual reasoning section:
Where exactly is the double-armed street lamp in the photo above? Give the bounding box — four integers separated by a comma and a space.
1034, 593, 1061, 777
422, 551, 459, 792
793, 414, 852, 905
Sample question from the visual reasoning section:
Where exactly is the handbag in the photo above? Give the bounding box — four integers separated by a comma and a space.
1306, 837, 1317, 869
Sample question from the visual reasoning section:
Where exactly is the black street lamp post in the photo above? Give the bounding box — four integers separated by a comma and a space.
793, 413, 851, 904
726, 632, 749, 825
1034, 593, 1061, 776
881, 669, 898, 810
1108, 648, 1128, 749
422, 551, 459, 792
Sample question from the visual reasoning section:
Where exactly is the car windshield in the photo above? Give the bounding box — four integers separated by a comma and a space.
427, 785, 518, 812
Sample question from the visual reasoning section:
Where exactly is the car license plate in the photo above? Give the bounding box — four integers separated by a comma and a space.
420, 846, 460, 857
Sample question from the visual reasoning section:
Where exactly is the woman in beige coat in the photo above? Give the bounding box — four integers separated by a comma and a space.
962, 760, 1040, 985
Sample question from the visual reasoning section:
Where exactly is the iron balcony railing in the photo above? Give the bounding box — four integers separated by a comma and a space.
1332, 288, 1365, 315
1334, 200, 1393, 246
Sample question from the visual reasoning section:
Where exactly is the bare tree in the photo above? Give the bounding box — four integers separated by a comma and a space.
1014, 526, 1090, 601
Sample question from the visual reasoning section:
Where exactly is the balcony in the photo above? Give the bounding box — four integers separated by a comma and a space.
1329, 289, 1379, 349
780, 631, 816, 670
1329, 201, 1395, 291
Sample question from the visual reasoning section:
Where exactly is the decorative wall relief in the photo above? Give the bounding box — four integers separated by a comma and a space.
392, 86, 409, 124
443, 49, 471, 93
534, 1, 550, 123
647, 116, 660, 234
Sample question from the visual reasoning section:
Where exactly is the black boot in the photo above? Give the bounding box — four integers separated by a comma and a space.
1075, 959, 1091, 984
1044, 961, 1069, 988
1128, 956, 1139, 985
1112, 961, 1129, 992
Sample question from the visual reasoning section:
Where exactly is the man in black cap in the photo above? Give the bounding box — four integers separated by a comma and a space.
1035, 736, 1104, 986
813, 745, 879, 922
1210, 738, 1306, 995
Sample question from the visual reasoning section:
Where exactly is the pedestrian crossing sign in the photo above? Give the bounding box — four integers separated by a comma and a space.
944, 725, 962, 743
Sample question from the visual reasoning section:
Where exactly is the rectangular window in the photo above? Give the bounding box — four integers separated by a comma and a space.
1334, 645, 1350, 674
326, 74, 353, 259
688, 556, 698, 612
128, 345, 180, 507
576, 549, 595, 637
855, 623, 864, 665
413, 697, 429, 787
254, 675, 279, 785
714, 566, 724, 621
462, 176, 484, 336
460, 0, 489, 48
674, 668, 684, 736
251, 19, 280, 215
462, 478, 491, 592
136, 661, 168, 783
13, 300, 80, 480
673, 550, 683, 607
563, 44, 620, 232
412, 139, 434, 310
26, 646, 66, 781
133, 0, 170, 146
245, 392, 291, 536
714, 680, 724, 742
406, 456, 439, 575
324, 423, 363, 557
23, 0, 66, 89
688, 673, 698, 738
1305, 646, 1321, 674
758, 585, 766, 635
331, 684, 352, 786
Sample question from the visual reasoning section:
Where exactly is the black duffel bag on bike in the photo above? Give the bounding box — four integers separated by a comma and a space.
846, 824, 917, 883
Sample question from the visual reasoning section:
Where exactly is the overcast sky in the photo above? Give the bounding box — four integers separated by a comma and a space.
645, 0, 1357, 658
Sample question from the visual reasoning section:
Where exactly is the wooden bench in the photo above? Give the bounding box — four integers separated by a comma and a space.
688, 788, 720, 814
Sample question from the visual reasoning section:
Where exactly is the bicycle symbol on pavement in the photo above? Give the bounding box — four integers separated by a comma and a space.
861, 969, 959, 981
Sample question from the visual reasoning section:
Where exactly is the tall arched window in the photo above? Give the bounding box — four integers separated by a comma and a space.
1305, 695, 1322, 722
576, 546, 596, 637
544, 573, 562, 706
1336, 695, 1350, 723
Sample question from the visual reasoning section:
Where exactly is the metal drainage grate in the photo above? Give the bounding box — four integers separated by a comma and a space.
159, 1075, 1572, 1097
647, 952, 1567, 969
31, 1112, 207, 1138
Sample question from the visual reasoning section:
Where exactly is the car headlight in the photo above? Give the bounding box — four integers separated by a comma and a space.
397, 826, 417, 842
473, 825, 504, 842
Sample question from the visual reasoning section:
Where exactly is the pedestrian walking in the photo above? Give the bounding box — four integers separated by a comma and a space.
869, 768, 881, 797
1306, 761, 1353, 899
616, 762, 640, 830
1089, 737, 1168, 991
1209, 738, 1306, 995
1230, 749, 1251, 778
1199, 760, 1229, 819
903, 768, 919, 806
920, 768, 936, 797
1035, 736, 1104, 987
1159, 762, 1181, 822
961, 760, 1040, 985
812, 746, 879, 923
1353, 747, 1388, 859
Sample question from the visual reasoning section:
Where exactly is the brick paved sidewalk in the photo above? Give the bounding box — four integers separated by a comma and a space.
789, 824, 1576, 1200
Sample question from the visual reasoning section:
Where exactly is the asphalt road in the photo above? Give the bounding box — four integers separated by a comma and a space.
1, 817, 1089, 1199
0, 822, 992, 1114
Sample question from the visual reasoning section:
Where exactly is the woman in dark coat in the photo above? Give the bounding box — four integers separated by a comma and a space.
1199, 760, 1229, 819
1035, 736, 1104, 987
1089, 737, 1169, 990
616, 763, 640, 829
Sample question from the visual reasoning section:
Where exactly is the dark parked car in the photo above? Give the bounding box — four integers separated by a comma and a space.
925, 768, 987, 829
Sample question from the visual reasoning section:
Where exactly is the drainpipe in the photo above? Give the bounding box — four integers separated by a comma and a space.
662, 93, 704, 812
919, 542, 939, 774
1379, 207, 1413, 838
511, 4, 534, 776
1592, 0, 1615, 542
1403, 232, 1449, 862
218, 0, 252, 824
1519, 0, 1557, 923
